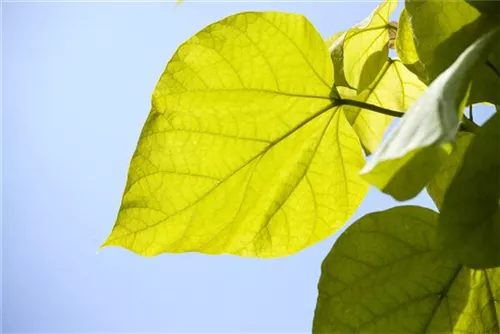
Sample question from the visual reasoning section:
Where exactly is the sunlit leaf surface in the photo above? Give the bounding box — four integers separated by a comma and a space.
330, 0, 397, 91
103, 12, 369, 257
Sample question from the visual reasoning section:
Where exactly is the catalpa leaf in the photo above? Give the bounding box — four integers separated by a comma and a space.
395, 9, 427, 82
438, 112, 500, 268
343, 59, 426, 154
361, 27, 500, 201
405, 0, 500, 104
313, 206, 500, 333
427, 132, 474, 209
102, 12, 368, 257
330, 0, 397, 91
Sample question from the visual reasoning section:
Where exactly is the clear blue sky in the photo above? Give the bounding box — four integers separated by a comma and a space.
1, 1, 493, 333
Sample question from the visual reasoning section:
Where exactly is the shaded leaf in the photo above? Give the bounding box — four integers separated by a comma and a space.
330, 0, 397, 91
466, 0, 500, 20
438, 112, 500, 268
102, 12, 368, 258
361, 27, 500, 201
343, 59, 426, 154
427, 132, 474, 209
313, 206, 500, 333
405, 0, 500, 104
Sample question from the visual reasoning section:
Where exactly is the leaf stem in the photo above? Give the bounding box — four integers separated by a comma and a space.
335, 98, 405, 118
336, 98, 480, 134
469, 104, 474, 122
486, 60, 500, 79
460, 115, 480, 134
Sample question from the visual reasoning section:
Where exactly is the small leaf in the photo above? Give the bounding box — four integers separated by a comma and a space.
313, 206, 500, 333
405, 0, 500, 104
427, 132, 474, 209
327, 30, 349, 88
343, 59, 426, 154
395, 9, 427, 82
102, 12, 369, 258
438, 112, 500, 268
330, 0, 397, 91
361, 27, 500, 201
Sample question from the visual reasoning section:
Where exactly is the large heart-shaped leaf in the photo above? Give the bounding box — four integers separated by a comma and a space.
405, 0, 500, 105
361, 27, 499, 201
313, 206, 500, 333
102, 12, 369, 257
438, 112, 500, 268
330, 0, 397, 91
343, 59, 426, 154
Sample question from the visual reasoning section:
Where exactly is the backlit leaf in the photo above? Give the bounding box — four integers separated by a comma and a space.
405, 0, 500, 104
343, 59, 426, 154
102, 12, 368, 258
313, 206, 500, 333
330, 0, 397, 91
395, 9, 427, 82
361, 27, 499, 201
438, 112, 500, 268
328, 30, 350, 88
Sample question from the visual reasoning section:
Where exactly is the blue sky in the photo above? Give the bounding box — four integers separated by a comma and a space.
2, 1, 494, 333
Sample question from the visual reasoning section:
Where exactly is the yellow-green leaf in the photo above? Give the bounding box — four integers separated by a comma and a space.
102, 12, 368, 258
361, 27, 499, 201
326, 30, 345, 51
395, 9, 427, 82
313, 206, 500, 333
330, 0, 397, 91
438, 112, 500, 268
427, 132, 474, 209
327, 30, 349, 88
405, 0, 500, 105
343, 59, 426, 154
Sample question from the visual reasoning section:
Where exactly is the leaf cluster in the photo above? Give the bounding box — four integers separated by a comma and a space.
102, 1, 500, 332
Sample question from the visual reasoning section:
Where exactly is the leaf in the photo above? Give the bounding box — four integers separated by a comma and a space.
328, 31, 350, 88
343, 59, 426, 154
361, 27, 500, 201
325, 30, 345, 51
427, 132, 474, 209
466, 0, 500, 18
313, 206, 500, 333
395, 9, 427, 82
102, 12, 369, 258
330, 0, 397, 91
405, 0, 500, 104
438, 112, 500, 268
